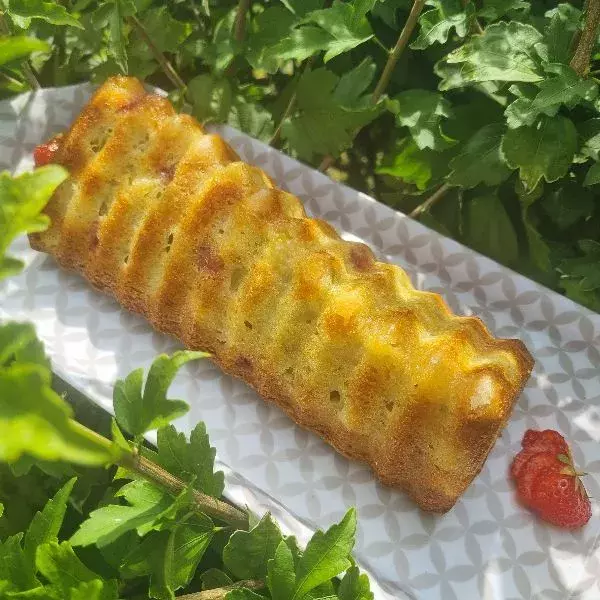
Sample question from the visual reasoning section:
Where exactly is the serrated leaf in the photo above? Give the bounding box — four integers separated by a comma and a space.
24, 478, 76, 569
501, 115, 577, 190
229, 100, 274, 142
0, 363, 114, 465
133, 7, 191, 56
542, 4, 581, 63
338, 565, 374, 600
223, 513, 284, 579
333, 57, 376, 108
188, 74, 233, 124
36, 541, 118, 599
412, 0, 472, 50
445, 21, 544, 83
391, 89, 453, 150
291, 508, 356, 600
114, 351, 206, 438
464, 192, 518, 265
267, 540, 295, 600
8, 0, 83, 28
0, 533, 34, 591
122, 517, 214, 596
558, 240, 600, 291
155, 423, 224, 498
0, 166, 67, 280
109, 0, 129, 74
448, 123, 512, 188
200, 568, 233, 590
505, 65, 597, 129
70, 480, 173, 548
303, 1, 373, 62
281, 68, 379, 161
478, 0, 530, 20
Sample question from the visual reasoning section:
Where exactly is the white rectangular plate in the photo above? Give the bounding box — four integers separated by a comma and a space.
1, 84, 599, 600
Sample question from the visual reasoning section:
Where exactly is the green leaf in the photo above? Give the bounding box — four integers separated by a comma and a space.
200, 568, 233, 590
579, 118, 600, 161
303, 1, 373, 62
377, 138, 449, 191
445, 21, 544, 83
267, 540, 295, 600
390, 89, 453, 150
8, 0, 83, 28
0, 322, 37, 366
0, 166, 67, 280
501, 116, 578, 190
188, 74, 233, 124
291, 508, 356, 600
505, 66, 597, 129
540, 183, 594, 229
24, 478, 76, 569
478, 0, 530, 20
338, 565, 374, 600
223, 513, 284, 579
113, 351, 206, 438
229, 100, 274, 142
448, 123, 512, 188
0, 36, 50, 69
412, 0, 472, 50
333, 57, 376, 108
226, 590, 265, 600
121, 517, 215, 596
70, 480, 173, 547
133, 7, 191, 56
0, 503, 3, 519
0, 533, 34, 591
584, 161, 600, 186
155, 423, 224, 498
0, 363, 114, 465
464, 192, 518, 265
542, 4, 581, 63
558, 240, 600, 292
36, 541, 118, 599
281, 68, 379, 161
109, 0, 129, 74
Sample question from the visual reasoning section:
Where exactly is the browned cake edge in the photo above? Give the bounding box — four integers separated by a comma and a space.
28, 81, 535, 513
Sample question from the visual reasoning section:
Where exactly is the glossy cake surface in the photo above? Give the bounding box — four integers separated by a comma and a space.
29, 76, 534, 512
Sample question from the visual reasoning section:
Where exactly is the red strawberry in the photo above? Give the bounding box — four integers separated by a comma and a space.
510, 429, 591, 529
516, 452, 562, 507
522, 429, 568, 454
529, 469, 591, 529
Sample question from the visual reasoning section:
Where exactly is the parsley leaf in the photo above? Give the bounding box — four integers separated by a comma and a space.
154, 423, 224, 498
70, 480, 174, 547
113, 351, 207, 439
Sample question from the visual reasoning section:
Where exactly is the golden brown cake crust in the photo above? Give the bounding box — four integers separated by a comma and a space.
29, 76, 534, 513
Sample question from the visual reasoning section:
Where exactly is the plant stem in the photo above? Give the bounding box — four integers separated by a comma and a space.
120, 451, 249, 529
0, 12, 40, 90
177, 580, 264, 599
372, 0, 427, 103
462, 0, 484, 34
234, 0, 250, 42
127, 15, 187, 92
570, 0, 600, 76
409, 182, 450, 219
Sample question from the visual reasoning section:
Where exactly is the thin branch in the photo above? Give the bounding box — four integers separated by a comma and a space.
372, 0, 427, 103
127, 15, 187, 92
409, 182, 450, 219
0, 12, 40, 90
570, 0, 600, 76
120, 451, 249, 529
234, 0, 250, 42
177, 580, 264, 599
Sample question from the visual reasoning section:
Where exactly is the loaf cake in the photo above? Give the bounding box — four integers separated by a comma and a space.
29, 76, 534, 512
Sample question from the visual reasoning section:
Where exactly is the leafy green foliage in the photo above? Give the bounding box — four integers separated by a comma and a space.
0, 166, 67, 279
8, 0, 83, 29
412, 0, 472, 50
114, 351, 207, 439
